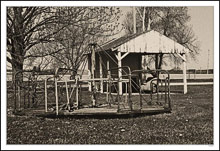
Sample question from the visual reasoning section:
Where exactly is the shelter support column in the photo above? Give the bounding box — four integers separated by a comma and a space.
106, 60, 110, 103
88, 70, 91, 91
182, 53, 187, 94
118, 51, 123, 95
116, 51, 129, 95
99, 55, 103, 93
91, 45, 95, 85
91, 44, 96, 106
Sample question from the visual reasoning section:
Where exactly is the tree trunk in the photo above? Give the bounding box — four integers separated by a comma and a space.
142, 7, 146, 32
11, 52, 24, 112
155, 54, 159, 69
154, 54, 164, 78
11, 7, 25, 82
158, 54, 164, 69
145, 8, 151, 31
12, 59, 24, 82
154, 54, 164, 70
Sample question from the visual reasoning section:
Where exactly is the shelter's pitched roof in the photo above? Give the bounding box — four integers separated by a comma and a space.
99, 31, 144, 51
98, 30, 189, 54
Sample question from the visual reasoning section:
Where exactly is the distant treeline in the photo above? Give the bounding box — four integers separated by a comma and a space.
6, 69, 88, 75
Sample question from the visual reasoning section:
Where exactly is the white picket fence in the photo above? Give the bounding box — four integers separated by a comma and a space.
167, 74, 213, 79
6, 71, 213, 87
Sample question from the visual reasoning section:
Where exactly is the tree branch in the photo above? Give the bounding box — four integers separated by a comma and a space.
24, 48, 64, 59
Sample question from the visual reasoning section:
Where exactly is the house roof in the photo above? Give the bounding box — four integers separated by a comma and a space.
98, 30, 189, 54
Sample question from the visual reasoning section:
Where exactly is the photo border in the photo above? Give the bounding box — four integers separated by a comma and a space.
1, 1, 219, 150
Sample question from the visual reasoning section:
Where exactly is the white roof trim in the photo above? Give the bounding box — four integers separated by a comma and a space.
118, 30, 189, 54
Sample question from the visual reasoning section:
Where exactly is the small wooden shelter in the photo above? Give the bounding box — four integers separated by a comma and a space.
87, 30, 189, 94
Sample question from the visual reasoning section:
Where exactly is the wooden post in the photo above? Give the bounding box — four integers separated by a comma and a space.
79, 82, 82, 107
139, 79, 142, 110
44, 77, 48, 112
107, 59, 109, 72
125, 82, 128, 103
65, 79, 70, 110
109, 75, 112, 107
88, 70, 91, 91
106, 80, 109, 104
183, 53, 187, 94
156, 76, 159, 103
117, 51, 123, 95
91, 45, 96, 106
117, 78, 120, 112
91, 45, 95, 85
165, 78, 167, 104
168, 77, 171, 109
128, 73, 132, 111
55, 77, 59, 115
106, 60, 110, 104
76, 78, 79, 109
99, 55, 103, 93
143, 55, 147, 81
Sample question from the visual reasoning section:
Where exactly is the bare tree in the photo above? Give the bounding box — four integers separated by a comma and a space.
123, 11, 134, 34
7, 7, 67, 81
50, 7, 121, 77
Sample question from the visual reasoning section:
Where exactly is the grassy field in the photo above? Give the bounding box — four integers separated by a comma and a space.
7, 85, 213, 144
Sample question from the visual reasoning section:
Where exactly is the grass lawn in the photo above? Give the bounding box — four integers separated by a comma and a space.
6, 85, 213, 144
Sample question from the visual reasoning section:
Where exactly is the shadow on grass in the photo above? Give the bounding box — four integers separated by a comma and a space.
36, 110, 172, 120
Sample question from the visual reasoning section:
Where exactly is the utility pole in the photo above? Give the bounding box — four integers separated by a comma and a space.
207, 49, 210, 74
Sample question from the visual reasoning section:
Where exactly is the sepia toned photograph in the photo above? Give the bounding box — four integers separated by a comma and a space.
2, 1, 219, 150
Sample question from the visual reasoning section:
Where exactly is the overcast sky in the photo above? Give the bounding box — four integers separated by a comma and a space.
187, 6, 214, 69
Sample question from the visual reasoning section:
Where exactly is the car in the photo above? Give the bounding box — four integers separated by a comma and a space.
140, 76, 158, 93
